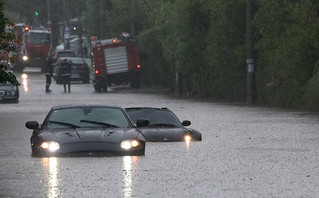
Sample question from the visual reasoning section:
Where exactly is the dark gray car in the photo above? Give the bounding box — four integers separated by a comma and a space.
125, 107, 202, 142
0, 83, 19, 103
26, 104, 149, 157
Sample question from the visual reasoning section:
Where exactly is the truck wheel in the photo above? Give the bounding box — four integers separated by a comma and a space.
130, 76, 141, 88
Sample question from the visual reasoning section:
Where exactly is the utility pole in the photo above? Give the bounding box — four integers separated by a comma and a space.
130, 0, 136, 35
78, 2, 83, 58
47, 0, 51, 26
246, 0, 255, 105
99, 1, 104, 39
63, 0, 70, 50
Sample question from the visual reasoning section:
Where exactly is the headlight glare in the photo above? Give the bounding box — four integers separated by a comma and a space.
22, 55, 29, 61
121, 139, 140, 150
40, 141, 60, 152
184, 134, 192, 142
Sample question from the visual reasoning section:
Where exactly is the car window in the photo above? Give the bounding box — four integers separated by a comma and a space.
45, 107, 130, 129
127, 109, 182, 127
58, 52, 75, 57
25, 32, 51, 44
68, 59, 85, 65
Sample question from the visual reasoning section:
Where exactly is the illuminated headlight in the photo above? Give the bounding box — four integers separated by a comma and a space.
22, 55, 29, 61
120, 139, 140, 150
40, 141, 60, 152
184, 135, 192, 142
184, 130, 193, 142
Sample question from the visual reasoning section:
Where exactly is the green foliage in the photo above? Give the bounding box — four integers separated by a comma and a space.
3, 0, 50, 25
0, 0, 19, 85
137, 0, 176, 88
2, 0, 319, 110
0, 67, 19, 85
83, 0, 112, 39
206, 0, 246, 100
254, 0, 319, 109
138, 0, 246, 100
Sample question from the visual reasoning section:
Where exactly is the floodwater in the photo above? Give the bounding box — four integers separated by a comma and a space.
1, 72, 319, 198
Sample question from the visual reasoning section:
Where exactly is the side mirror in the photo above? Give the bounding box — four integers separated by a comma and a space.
136, 119, 150, 127
25, 121, 39, 130
182, 120, 191, 126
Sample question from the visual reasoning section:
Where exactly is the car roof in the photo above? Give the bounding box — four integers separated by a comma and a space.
51, 104, 123, 111
56, 57, 86, 63
57, 57, 83, 60
125, 107, 170, 111
57, 50, 74, 53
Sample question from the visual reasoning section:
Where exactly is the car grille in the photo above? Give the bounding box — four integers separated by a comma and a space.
61, 142, 119, 153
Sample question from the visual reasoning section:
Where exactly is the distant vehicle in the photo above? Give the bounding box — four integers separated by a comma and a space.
55, 36, 91, 57
0, 62, 19, 103
125, 107, 202, 142
25, 105, 149, 157
15, 26, 52, 72
0, 82, 19, 103
70, 36, 91, 55
91, 33, 141, 92
52, 50, 76, 62
52, 57, 90, 84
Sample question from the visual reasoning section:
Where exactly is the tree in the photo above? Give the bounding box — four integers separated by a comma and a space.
254, 0, 319, 109
0, 0, 18, 85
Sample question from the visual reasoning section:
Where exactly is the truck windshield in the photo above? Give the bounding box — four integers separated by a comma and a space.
25, 33, 51, 45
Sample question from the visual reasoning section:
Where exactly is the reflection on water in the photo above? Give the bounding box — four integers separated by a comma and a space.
21, 73, 28, 92
185, 139, 190, 151
42, 157, 60, 198
122, 156, 138, 198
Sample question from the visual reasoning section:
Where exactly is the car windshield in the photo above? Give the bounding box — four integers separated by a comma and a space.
25, 32, 51, 45
70, 37, 88, 44
44, 107, 130, 129
68, 59, 85, 65
58, 52, 75, 57
126, 108, 182, 127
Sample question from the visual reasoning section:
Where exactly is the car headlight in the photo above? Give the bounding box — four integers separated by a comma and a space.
9, 90, 16, 96
184, 130, 193, 142
184, 134, 192, 142
40, 141, 60, 152
121, 139, 140, 150
22, 55, 29, 61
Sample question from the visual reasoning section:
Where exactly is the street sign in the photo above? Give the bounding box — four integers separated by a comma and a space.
64, 27, 70, 39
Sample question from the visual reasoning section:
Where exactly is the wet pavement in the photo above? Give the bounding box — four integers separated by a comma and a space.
1, 72, 319, 197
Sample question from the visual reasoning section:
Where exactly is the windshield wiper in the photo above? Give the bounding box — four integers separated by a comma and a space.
49, 121, 80, 129
80, 120, 119, 128
148, 123, 177, 127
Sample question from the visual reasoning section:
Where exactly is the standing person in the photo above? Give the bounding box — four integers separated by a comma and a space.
45, 57, 53, 93
60, 59, 72, 92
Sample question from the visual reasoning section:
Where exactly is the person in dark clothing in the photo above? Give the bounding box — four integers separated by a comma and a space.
60, 59, 72, 92
45, 57, 53, 93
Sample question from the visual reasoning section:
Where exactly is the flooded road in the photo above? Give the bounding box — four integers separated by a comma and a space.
1, 72, 319, 197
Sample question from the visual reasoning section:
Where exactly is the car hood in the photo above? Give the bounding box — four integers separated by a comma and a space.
139, 127, 187, 142
39, 128, 140, 144
0, 84, 15, 91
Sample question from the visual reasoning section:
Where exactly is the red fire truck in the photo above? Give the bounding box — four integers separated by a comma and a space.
15, 26, 52, 72
91, 34, 141, 92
